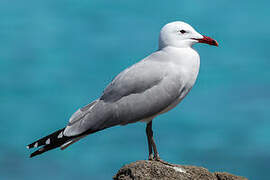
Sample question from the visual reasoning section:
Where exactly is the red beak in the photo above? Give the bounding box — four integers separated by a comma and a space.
193, 35, 218, 46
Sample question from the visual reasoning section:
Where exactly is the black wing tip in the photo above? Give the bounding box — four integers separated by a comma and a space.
26, 142, 36, 149
29, 153, 36, 158
29, 153, 37, 158
26, 128, 66, 150
26, 144, 34, 149
29, 147, 44, 158
26, 142, 38, 149
29, 152, 37, 158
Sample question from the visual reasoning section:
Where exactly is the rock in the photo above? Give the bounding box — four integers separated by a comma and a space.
113, 160, 248, 180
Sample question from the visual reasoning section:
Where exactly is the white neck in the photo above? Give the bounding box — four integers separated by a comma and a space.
160, 46, 200, 86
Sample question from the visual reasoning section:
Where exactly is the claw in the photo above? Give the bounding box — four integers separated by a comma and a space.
154, 157, 174, 167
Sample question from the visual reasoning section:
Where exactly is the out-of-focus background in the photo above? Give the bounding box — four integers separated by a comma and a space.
0, 0, 269, 179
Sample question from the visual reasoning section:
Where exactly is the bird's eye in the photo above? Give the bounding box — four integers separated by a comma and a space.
179, 30, 186, 34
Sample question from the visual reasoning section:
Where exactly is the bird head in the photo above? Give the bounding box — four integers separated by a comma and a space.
159, 21, 218, 49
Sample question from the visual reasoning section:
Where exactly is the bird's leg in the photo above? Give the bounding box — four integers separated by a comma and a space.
146, 121, 154, 160
146, 121, 174, 167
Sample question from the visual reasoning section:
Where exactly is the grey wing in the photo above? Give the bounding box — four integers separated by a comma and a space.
64, 55, 184, 137
110, 74, 183, 124
100, 59, 165, 102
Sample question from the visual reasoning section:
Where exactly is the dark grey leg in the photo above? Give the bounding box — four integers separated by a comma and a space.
146, 121, 154, 160
146, 121, 174, 166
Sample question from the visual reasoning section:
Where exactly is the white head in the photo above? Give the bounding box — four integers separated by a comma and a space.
159, 21, 218, 49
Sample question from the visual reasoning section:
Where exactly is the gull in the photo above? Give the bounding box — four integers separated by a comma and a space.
27, 21, 218, 162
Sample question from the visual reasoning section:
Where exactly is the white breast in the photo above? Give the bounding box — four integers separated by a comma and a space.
140, 47, 200, 123
157, 46, 200, 115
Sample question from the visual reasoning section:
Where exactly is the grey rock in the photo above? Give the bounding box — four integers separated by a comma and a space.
113, 160, 248, 180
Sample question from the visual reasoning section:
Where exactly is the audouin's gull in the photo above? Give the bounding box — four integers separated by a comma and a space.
27, 21, 218, 161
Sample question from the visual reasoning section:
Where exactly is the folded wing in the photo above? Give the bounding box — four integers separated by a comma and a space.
64, 53, 184, 137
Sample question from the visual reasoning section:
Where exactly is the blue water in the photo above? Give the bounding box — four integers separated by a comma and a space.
0, 0, 269, 179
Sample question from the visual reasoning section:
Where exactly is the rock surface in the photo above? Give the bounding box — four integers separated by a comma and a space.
113, 160, 248, 180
